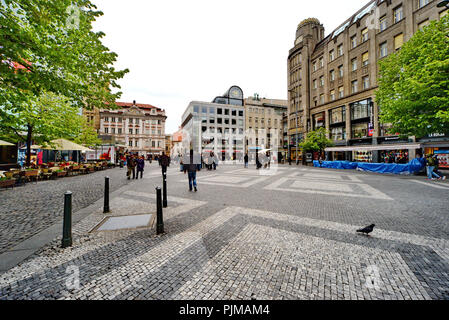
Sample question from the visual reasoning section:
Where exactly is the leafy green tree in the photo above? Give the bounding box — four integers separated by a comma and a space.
74, 118, 102, 148
0, 0, 128, 117
0, 92, 83, 166
376, 15, 449, 138
299, 127, 334, 153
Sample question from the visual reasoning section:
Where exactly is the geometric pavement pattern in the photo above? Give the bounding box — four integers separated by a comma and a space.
0, 164, 448, 300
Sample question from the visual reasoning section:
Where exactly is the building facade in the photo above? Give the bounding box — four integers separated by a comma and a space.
98, 101, 167, 156
181, 86, 246, 161
244, 95, 288, 161
288, 0, 449, 163
165, 134, 173, 156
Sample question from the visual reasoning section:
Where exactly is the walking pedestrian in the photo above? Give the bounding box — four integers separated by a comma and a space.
136, 156, 145, 179
426, 154, 441, 180
433, 154, 446, 180
244, 153, 249, 168
160, 152, 169, 175
184, 149, 198, 192
126, 154, 136, 180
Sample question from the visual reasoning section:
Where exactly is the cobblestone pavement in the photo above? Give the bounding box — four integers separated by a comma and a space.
0, 163, 448, 300
0, 167, 131, 254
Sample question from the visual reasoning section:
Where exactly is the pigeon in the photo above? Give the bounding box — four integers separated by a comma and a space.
357, 224, 375, 236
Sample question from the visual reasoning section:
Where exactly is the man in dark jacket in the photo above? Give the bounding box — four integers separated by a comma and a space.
244, 153, 249, 168
127, 154, 136, 180
160, 152, 169, 174
184, 150, 198, 192
136, 156, 145, 179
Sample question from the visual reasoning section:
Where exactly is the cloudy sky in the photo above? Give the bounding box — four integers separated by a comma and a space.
92, 0, 370, 134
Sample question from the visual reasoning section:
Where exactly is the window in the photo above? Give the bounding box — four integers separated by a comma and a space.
104, 117, 109, 122
362, 52, 369, 66
338, 65, 343, 78
379, 15, 387, 32
238, 119, 244, 126
104, 128, 109, 134
337, 44, 343, 57
418, 19, 429, 30
313, 61, 317, 72
362, 76, 370, 90
135, 129, 139, 135
319, 94, 325, 104
352, 123, 368, 139
380, 42, 388, 58
350, 99, 371, 120
129, 129, 133, 134
338, 86, 344, 98
319, 76, 324, 87
351, 35, 357, 48
351, 80, 358, 94
394, 6, 403, 24
313, 79, 317, 89
394, 33, 404, 50
201, 107, 207, 114
329, 70, 335, 81
329, 50, 335, 61
330, 90, 336, 101
129, 141, 133, 147
129, 118, 133, 124
232, 119, 236, 125
351, 58, 357, 71
224, 119, 229, 125
135, 141, 138, 147
118, 128, 122, 134
217, 108, 222, 115
418, 0, 430, 9
331, 127, 346, 141
232, 110, 237, 116
111, 117, 115, 122
361, 28, 368, 42
217, 118, 222, 124
193, 106, 199, 113
224, 109, 229, 116
319, 57, 324, 68
239, 110, 244, 117
209, 107, 215, 114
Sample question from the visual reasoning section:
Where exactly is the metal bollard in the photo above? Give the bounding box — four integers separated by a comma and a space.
162, 172, 167, 208
62, 191, 73, 248
156, 186, 164, 235
104, 176, 110, 213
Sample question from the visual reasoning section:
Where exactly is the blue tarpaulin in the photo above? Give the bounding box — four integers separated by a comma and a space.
313, 158, 425, 175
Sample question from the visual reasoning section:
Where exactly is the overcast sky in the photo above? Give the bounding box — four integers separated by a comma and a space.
92, 0, 370, 134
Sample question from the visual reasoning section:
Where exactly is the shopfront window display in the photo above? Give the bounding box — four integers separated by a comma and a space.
380, 150, 409, 164
353, 150, 372, 162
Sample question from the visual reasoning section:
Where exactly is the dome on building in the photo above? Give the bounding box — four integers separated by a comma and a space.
297, 18, 321, 29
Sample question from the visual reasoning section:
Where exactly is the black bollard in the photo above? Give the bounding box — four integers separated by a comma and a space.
162, 172, 167, 208
62, 191, 73, 248
156, 186, 164, 235
104, 176, 110, 213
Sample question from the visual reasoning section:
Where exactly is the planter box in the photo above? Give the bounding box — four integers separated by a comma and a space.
56, 171, 67, 177
0, 179, 15, 188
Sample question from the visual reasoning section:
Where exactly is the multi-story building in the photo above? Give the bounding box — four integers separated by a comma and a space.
165, 134, 173, 156
99, 101, 167, 156
288, 0, 449, 163
181, 86, 246, 161
82, 107, 101, 133
171, 129, 184, 156
244, 94, 288, 161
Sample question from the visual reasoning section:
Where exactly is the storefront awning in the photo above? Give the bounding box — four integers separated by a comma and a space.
325, 143, 422, 152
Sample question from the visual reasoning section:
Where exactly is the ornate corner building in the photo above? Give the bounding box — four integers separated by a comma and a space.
288, 0, 448, 163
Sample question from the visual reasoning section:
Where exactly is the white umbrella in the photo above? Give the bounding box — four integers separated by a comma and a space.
0, 139, 14, 146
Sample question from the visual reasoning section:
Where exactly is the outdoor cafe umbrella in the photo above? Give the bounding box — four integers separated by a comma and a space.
0, 139, 14, 146
40, 138, 89, 151
40, 139, 90, 162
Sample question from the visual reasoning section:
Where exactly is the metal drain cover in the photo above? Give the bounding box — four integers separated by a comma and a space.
94, 214, 153, 231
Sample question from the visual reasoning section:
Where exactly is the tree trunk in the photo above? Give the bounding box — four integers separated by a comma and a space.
26, 124, 32, 167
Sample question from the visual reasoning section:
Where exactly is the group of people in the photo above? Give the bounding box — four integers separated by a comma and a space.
125, 153, 145, 180
425, 153, 446, 181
